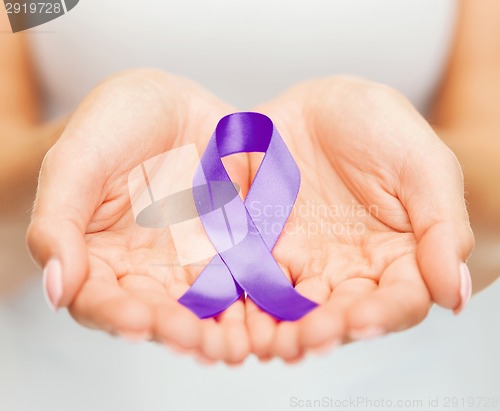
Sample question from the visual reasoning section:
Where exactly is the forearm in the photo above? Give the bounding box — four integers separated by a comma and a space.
431, 0, 500, 290
0, 120, 65, 296
0, 120, 66, 207
432, 0, 500, 125
431, 0, 500, 227
434, 126, 499, 224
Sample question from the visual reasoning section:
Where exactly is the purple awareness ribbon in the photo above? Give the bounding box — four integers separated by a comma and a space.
178, 112, 317, 321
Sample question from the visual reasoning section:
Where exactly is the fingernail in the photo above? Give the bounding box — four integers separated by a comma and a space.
167, 342, 192, 355
349, 326, 385, 341
42, 258, 63, 311
195, 354, 216, 366
227, 360, 244, 368
170, 346, 189, 355
454, 262, 472, 315
284, 354, 305, 365
120, 330, 152, 343
310, 338, 342, 356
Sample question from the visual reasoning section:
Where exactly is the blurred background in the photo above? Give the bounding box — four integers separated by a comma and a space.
1, 1, 499, 410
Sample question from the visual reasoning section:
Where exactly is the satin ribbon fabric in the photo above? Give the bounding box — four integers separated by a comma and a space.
179, 112, 317, 321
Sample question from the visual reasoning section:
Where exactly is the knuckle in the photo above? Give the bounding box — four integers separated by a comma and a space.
412, 296, 432, 325
442, 145, 462, 171
462, 223, 476, 256
25, 219, 49, 261
40, 144, 57, 169
328, 75, 404, 102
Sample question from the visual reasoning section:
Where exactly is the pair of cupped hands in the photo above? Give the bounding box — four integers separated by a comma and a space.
27, 70, 474, 365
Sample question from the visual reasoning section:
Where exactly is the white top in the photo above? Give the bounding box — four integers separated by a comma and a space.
3, 1, 499, 411
30, 0, 456, 117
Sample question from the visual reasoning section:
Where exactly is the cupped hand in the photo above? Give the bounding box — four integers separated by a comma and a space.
246, 77, 475, 362
27, 72, 474, 365
27, 69, 251, 364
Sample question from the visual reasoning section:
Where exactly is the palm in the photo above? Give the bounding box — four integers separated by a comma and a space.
84, 178, 195, 319
31, 73, 472, 364
64, 72, 250, 363
246, 79, 431, 361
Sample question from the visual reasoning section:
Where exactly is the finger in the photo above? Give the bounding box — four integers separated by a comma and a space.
200, 319, 227, 362
215, 297, 250, 365
195, 353, 217, 366
400, 139, 475, 312
346, 254, 431, 340
270, 276, 329, 362
246, 298, 278, 360
68, 257, 154, 338
298, 277, 376, 352
26, 72, 184, 310
270, 322, 300, 362
27, 141, 106, 310
154, 296, 204, 353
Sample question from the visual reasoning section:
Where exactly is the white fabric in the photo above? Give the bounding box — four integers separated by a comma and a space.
30, 0, 456, 117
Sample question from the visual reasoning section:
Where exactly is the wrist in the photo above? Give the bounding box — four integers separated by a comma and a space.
0, 118, 66, 208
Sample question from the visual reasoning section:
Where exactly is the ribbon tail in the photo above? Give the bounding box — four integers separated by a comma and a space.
178, 254, 244, 318
219, 229, 318, 321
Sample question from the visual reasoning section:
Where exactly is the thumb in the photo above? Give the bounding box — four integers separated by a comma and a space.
400, 140, 475, 314
27, 142, 104, 310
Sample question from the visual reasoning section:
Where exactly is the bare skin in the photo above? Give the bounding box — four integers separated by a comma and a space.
0, 6, 64, 294
0, 0, 498, 364
27, 71, 251, 364
247, 78, 473, 361
432, 0, 500, 292
26, 72, 473, 364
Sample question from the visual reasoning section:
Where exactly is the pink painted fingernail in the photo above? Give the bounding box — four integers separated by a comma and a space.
349, 326, 385, 341
42, 258, 63, 311
454, 262, 472, 315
